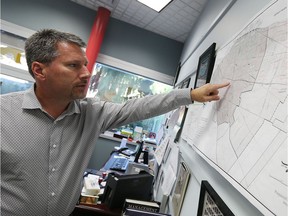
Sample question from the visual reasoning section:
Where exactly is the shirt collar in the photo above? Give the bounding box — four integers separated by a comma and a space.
22, 85, 81, 116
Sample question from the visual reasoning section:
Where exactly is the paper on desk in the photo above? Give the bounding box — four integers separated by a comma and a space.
161, 164, 176, 195
83, 174, 100, 196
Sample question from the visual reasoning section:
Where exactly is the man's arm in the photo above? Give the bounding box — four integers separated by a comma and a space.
190, 82, 230, 102
94, 82, 230, 132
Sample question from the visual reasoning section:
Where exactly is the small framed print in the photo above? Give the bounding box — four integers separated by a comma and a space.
194, 43, 216, 89
173, 62, 181, 87
173, 76, 191, 143
172, 160, 190, 216
197, 181, 234, 216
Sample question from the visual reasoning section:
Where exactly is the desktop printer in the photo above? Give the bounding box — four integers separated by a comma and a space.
125, 161, 150, 175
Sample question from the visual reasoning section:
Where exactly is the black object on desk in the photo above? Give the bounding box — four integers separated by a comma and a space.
72, 203, 121, 216
102, 171, 154, 209
102, 141, 145, 172
126, 141, 148, 164
109, 157, 129, 171
102, 152, 130, 172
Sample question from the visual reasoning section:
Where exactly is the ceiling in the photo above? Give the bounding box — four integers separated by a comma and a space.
71, 0, 208, 43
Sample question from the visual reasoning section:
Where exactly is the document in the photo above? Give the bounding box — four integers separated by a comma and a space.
154, 136, 170, 165
161, 164, 176, 195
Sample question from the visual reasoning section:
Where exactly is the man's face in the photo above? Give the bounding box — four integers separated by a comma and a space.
41, 42, 90, 100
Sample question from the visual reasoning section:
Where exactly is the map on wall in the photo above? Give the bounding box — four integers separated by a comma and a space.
183, 0, 287, 215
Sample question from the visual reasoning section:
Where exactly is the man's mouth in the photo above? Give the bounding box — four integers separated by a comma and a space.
75, 82, 87, 88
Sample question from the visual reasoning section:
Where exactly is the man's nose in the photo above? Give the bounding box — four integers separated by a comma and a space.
79, 66, 91, 79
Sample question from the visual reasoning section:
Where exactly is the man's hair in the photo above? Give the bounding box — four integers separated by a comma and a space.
25, 29, 86, 78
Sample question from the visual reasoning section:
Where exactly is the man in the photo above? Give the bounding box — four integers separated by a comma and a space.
1, 29, 229, 216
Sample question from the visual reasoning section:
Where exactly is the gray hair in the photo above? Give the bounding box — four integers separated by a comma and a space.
25, 29, 86, 77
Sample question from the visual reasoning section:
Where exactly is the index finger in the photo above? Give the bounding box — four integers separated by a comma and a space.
212, 82, 230, 90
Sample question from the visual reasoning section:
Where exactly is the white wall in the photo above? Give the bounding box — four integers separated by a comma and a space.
166, 0, 274, 215
177, 0, 272, 84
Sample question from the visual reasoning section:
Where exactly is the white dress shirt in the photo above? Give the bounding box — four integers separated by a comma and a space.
1, 86, 192, 216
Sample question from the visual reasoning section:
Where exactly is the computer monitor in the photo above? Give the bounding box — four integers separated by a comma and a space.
102, 171, 154, 209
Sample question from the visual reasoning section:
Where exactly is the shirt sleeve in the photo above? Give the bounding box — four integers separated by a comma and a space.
88, 88, 192, 132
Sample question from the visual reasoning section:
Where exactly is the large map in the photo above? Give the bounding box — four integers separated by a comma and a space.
183, 0, 287, 215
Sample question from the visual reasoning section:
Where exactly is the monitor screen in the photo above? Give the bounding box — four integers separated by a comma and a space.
194, 43, 216, 89
102, 171, 154, 209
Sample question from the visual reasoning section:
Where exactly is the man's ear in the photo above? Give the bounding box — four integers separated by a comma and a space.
31, 62, 46, 80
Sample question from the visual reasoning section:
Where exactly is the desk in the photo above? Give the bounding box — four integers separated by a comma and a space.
77, 144, 153, 214
72, 203, 121, 216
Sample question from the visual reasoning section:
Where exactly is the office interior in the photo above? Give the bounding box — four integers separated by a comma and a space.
1, 0, 287, 216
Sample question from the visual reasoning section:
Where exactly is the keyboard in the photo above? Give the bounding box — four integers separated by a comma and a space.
110, 157, 129, 171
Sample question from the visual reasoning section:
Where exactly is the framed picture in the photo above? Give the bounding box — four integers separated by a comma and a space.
172, 160, 191, 216
197, 181, 235, 216
173, 62, 181, 87
173, 76, 191, 143
175, 75, 191, 89
173, 106, 188, 143
194, 43, 216, 89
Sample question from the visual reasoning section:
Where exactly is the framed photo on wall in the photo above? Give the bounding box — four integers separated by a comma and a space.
173, 62, 181, 87
194, 43, 216, 89
197, 181, 235, 216
173, 76, 191, 143
172, 160, 191, 216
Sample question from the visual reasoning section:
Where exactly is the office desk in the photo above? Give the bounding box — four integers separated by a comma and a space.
76, 143, 152, 215
72, 203, 121, 216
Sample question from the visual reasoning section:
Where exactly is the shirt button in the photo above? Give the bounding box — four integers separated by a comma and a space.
52, 168, 56, 172
53, 144, 57, 148
51, 192, 55, 196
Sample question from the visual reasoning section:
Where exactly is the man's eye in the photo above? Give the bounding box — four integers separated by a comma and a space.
69, 64, 77, 67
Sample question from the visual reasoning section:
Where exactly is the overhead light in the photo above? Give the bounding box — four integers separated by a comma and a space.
137, 0, 172, 12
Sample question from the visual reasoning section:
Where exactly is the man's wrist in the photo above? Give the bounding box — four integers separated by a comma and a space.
190, 88, 194, 102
